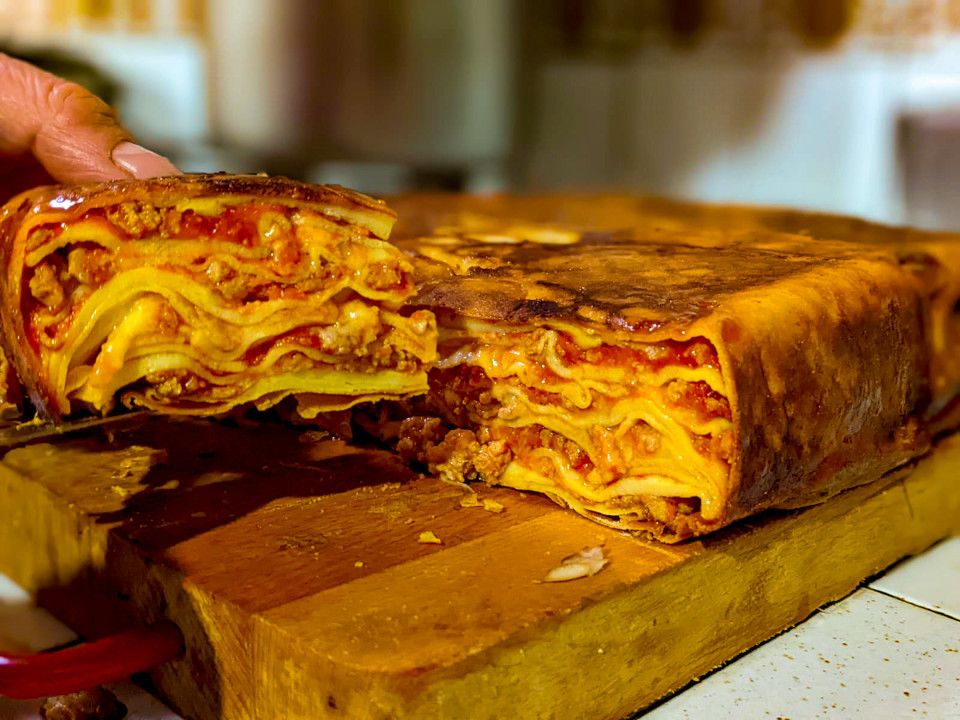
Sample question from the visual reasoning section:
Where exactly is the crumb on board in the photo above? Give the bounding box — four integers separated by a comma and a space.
458, 492, 505, 513
417, 530, 443, 545
354, 560, 364, 568
542, 546, 608, 583
459, 493, 482, 508
109, 485, 132, 498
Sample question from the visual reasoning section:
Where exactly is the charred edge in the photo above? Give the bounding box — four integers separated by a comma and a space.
17, 174, 395, 220
0, 204, 48, 418
508, 298, 566, 322
577, 230, 636, 245
896, 250, 939, 270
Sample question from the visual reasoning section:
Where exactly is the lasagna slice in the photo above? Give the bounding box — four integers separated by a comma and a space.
0, 174, 436, 419
382, 197, 951, 541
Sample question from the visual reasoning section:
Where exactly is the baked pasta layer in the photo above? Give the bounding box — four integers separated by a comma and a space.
0, 175, 436, 418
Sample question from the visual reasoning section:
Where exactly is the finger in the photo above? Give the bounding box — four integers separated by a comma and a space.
0, 53, 180, 183
111, 141, 182, 179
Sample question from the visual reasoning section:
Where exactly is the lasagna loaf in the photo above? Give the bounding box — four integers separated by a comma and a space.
0, 175, 436, 419
377, 195, 960, 541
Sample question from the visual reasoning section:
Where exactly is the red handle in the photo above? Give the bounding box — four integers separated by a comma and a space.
0, 622, 183, 699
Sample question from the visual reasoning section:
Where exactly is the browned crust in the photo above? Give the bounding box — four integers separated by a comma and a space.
390, 194, 948, 330
0, 344, 22, 417
3, 173, 396, 235
403, 231, 852, 333
389, 192, 953, 245
717, 270, 931, 523
0, 212, 39, 414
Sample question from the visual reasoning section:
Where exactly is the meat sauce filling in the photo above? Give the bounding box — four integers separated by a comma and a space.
22, 202, 409, 349
386, 334, 733, 520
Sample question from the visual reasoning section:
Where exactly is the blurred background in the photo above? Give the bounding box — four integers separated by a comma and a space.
2, 0, 960, 229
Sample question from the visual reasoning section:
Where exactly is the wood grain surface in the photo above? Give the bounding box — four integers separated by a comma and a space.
0, 418, 957, 720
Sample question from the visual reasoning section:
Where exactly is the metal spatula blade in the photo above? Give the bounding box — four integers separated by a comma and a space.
0, 411, 151, 451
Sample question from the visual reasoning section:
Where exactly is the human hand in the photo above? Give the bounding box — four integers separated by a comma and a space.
0, 53, 180, 203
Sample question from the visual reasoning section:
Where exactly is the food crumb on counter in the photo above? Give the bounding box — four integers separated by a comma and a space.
40, 687, 127, 720
542, 546, 608, 583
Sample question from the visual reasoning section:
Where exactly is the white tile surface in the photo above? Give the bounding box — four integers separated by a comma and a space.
0, 576, 76, 653
871, 536, 960, 621
641, 589, 960, 720
0, 574, 180, 720
0, 576, 31, 604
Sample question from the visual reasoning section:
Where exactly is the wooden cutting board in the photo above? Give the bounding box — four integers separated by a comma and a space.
0, 418, 957, 720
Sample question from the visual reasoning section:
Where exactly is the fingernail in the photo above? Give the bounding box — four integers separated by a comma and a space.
111, 141, 182, 179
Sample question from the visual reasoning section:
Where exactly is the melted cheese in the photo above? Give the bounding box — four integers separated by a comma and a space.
498, 462, 719, 523
52, 276, 432, 414
26, 219, 123, 266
